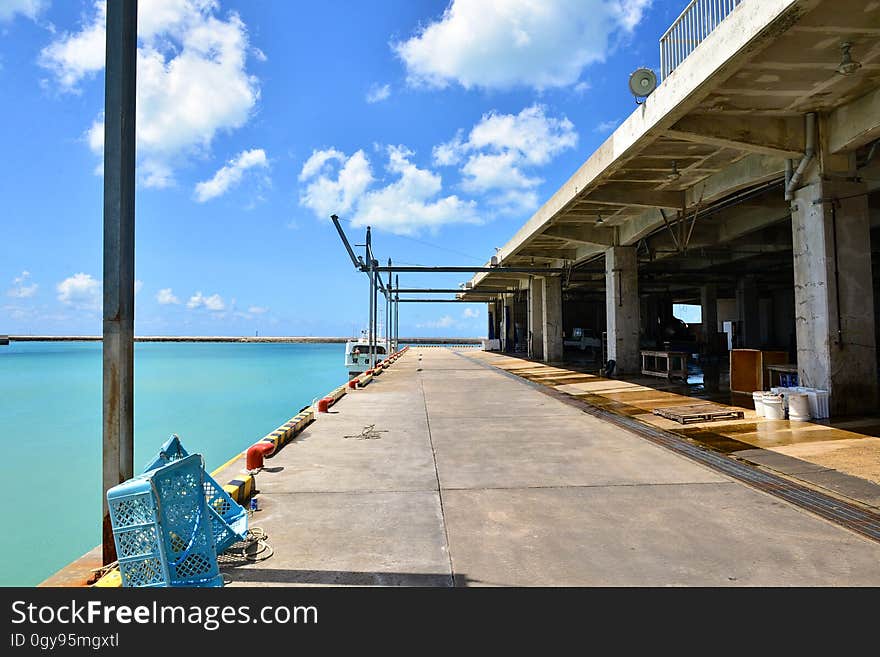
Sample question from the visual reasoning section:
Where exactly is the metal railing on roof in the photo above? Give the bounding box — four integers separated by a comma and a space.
660, 0, 743, 79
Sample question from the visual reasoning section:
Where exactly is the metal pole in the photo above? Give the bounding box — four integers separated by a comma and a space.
396, 299, 486, 303
395, 275, 399, 351
372, 267, 378, 367
386, 259, 392, 355
102, 0, 137, 565
330, 214, 361, 269
372, 266, 565, 273
366, 227, 374, 369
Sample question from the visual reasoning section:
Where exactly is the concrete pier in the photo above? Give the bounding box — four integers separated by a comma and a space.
736, 276, 761, 349
218, 348, 880, 586
528, 278, 543, 361
792, 179, 878, 415
605, 246, 639, 374
541, 277, 563, 363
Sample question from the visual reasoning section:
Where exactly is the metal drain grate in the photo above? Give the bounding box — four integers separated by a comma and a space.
626, 419, 880, 543
457, 352, 880, 544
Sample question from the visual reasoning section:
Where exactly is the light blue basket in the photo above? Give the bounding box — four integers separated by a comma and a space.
142, 435, 248, 553
107, 454, 223, 587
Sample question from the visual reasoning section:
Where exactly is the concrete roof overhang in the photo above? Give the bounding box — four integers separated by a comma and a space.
462, 0, 880, 299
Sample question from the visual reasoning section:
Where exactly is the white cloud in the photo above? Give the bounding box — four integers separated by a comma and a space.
462, 307, 480, 319
484, 189, 540, 215
0, 0, 46, 22
7, 271, 38, 298
194, 148, 268, 202
394, 0, 652, 91
609, 0, 652, 31
248, 305, 268, 314
350, 146, 480, 235
41, 0, 260, 188
459, 104, 577, 166
417, 315, 455, 329
156, 288, 181, 305
134, 279, 144, 295
298, 107, 574, 232
299, 145, 482, 235
57, 273, 101, 311
365, 83, 391, 104
595, 119, 620, 133
187, 291, 225, 311
298, 148, 373, 219
460, 151, 540, 193
39, 1, 106, 91
431, 133, 464, 167
434, 104, 577, 214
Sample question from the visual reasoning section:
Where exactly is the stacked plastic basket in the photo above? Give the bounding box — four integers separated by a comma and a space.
106, 435, 248, 587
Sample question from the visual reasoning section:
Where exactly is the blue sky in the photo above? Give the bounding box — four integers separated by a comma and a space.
1, 0, 683, 337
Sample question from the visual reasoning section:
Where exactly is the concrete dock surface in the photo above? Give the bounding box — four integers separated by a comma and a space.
219, 348, 880, 586
470, 351, 880, 510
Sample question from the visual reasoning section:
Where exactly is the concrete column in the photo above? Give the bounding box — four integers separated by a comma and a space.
700, 284, 720, 393
658, 294, 674, 339
641, 294, 661, 347
792, 179, 877, 415
701, 284, 718, 353
605, 246, 640, 374
542, 276, 563, 362
736, 276, 760, 348
503, 295, 515, 353
529, 277, 544, 360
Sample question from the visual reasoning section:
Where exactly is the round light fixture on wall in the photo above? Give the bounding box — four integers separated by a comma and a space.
629, 68, 657, 103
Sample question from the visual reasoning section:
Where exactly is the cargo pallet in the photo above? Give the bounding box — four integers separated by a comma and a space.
652, 403, 745, 425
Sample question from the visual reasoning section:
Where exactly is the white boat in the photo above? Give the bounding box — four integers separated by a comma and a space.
345, 329, 391, 378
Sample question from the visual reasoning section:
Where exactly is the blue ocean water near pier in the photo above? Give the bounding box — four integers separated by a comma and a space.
0, 341, 345, 586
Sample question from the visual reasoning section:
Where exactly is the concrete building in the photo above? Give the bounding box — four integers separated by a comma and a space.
461, 0, 880, 416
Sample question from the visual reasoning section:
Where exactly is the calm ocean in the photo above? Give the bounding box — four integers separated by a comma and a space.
0, 340, 345, 586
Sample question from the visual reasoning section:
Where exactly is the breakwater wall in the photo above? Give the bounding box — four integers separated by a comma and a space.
7, 335, 484, 344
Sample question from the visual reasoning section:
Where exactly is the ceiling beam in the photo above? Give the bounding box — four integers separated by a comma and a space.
828, 86, 880, 154
665, 115, 805, 159
685, 153, 785, 207
542, 225, 615, 246
585, 184, 684, 210
517, 247, 578, 260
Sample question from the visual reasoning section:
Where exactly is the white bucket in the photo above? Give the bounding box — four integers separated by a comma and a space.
762, 394, 785, 420
752, 391, 766, 417
788, 392, 811, 422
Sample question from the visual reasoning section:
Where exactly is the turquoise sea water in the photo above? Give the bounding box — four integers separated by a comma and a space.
0, 341, 345, 586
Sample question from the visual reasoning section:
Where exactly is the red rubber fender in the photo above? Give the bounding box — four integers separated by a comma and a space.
348, 379, 357, 389
246, 440, 274, 470
318, 397, 333, 413
365, 369, 373, 375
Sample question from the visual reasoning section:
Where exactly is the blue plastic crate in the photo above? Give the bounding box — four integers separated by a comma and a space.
143, 435, 248, 553
142, 434, 189, 472
107, 454, 223, 587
